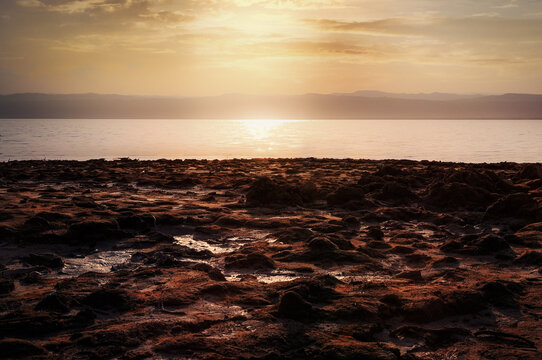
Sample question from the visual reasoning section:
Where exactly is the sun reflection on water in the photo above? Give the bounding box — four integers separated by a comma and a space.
240, 120, 295, 141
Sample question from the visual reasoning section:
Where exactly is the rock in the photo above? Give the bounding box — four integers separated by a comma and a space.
404, 291, 486, 323
367, 226, 384, 240
0, 278, 15, 294
117, 214, 156, 232
83, 288, 135, 312
277, 291, 313, 320
21, 253, 64, 269
35, 293, 70, 313
485, 193, 540, 223
375, 181, 417, 204
480, 280, 524, 307
425, 182, 496, 210
272, 227, 314, 243
514, 251, 542, 266
308, 237, 339, 252
0, 338, 47, 358
71, 309, 96, 327
431, 256, 459, 267
458, 234, 512, 255
208, 268, 227, 281
246, 177, 303, 207
327, 186, 375, 209
517, 164, 542, 180
225, 252, 276, 270
67, 220, 124, 243
396, 270, 423, 282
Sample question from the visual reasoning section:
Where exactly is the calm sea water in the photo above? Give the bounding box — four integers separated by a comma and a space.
0, 119, 540, 163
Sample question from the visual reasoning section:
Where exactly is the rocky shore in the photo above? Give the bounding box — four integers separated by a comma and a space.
0, 158, 541, 359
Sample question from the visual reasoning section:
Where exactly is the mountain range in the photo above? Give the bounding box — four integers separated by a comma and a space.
1, 92, 541, 119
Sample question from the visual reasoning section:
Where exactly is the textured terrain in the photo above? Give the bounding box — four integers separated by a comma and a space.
0, 158, 541, 359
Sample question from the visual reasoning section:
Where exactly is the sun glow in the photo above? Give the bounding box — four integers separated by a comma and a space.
240, 120, 295, 140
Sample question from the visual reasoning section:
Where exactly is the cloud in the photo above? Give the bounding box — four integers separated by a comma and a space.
305, 15, 542, 41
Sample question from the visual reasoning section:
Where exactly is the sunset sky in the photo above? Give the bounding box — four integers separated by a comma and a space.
1, 0, 542, 96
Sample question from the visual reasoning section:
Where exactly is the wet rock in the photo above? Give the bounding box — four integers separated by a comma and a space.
472, 234, 512, 254
246, 177, 303, 207
391, 326, 471, 349
367, 226, 384, 240
425, 182, 496, 210
327, 186, 375, 209
514, 250, 542, 266
35, 293, 70, 313
480, 280, 524, 307
83, 288, 135, 312
272, 227, 314, 243
72, 195, 101, 208
277, 291, 313, 320
22, 215, 53, 232
21, 253, 64, 269
375, 181, 417, 204
225, 252, 276, 271
516, 163, 542, 180
509, 230, 542, 248
314, 340, 399, 360
71, 309, 96, 327
308, 237, 339, 252
404, 290, 486, 323
431, 256, 459, 268
117, 214, 156, 232
67, 220, 124, 243
352, 323, 381, 342
485, 193, 540, 224
0, 278, 15, 294
396, 270, 423, 282
0, 338, 47, 358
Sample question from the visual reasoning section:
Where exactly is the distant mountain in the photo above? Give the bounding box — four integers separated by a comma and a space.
1, 92, 541, 119
331, 90, 484, 101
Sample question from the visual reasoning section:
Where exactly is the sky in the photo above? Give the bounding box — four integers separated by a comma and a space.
1, 0, 542, 96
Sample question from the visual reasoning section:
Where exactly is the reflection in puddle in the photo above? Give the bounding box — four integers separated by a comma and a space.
225, 270, 301, 284
62, 250, 133, 276
174, 235, 243, 254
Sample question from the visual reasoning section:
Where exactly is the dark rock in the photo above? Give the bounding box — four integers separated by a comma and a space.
432, 256, 459, 267
396, 270, 423, 282
225, 252, 276, 270
514, 251, 542, 266
517, 164, 542, 180
277, 291, 313, 320
0, 339, 47, 358
425, 182, 496, 210
117, 214, 156, 232
83, 288, 135, 312
35, 293, 70, 313
308, 237, 339, 252
0, 278, 15, 294
485, 193, 540, 223
327, 186, 375, 209
405, 291, 486, 323
67, 220, 124, 243
375, 181, 417, 204
272, 227, 314, 243
480, 280, 524, 307
71, 309, 96, 327
246, 177, 303, 207
367, 226, 384, 240
21, 253, 64, 269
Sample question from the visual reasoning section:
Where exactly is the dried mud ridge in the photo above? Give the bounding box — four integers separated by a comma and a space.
0, 158, 541, 360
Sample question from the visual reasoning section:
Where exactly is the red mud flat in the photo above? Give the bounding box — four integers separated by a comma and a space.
0, 158, 541, 360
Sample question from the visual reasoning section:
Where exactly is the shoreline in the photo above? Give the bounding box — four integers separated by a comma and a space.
0, 158, 541, 359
